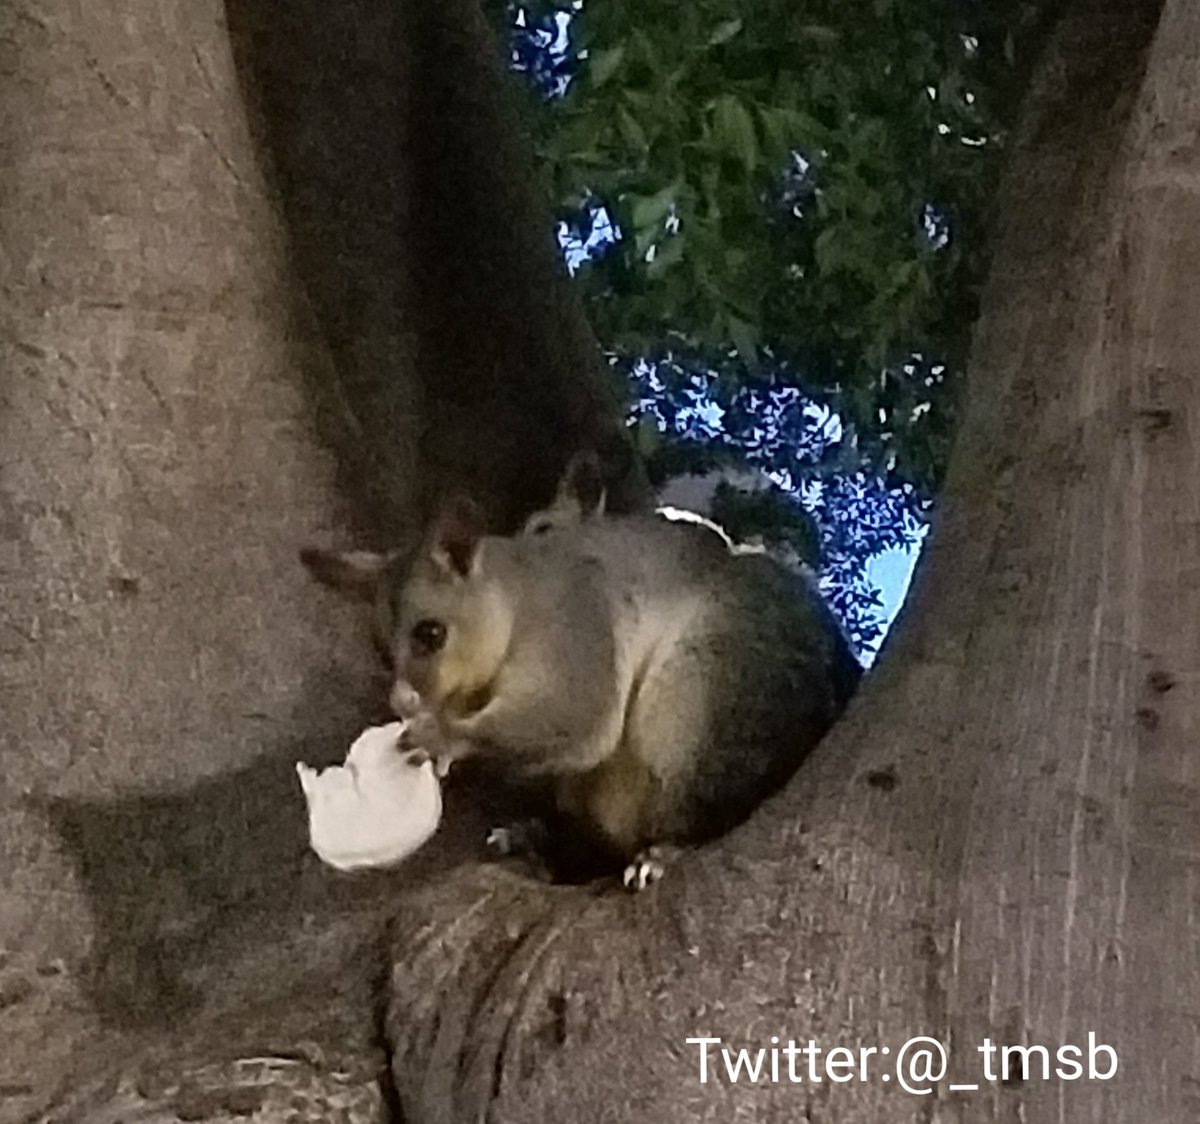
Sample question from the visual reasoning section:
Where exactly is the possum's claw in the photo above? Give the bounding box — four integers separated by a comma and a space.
622, 846, 675, 892
486, 818, 548, 857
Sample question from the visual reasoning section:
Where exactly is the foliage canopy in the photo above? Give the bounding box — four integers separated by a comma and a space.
485, 0, 1037, 649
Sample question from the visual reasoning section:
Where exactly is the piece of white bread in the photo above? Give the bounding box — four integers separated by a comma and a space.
296, 722, 442, 871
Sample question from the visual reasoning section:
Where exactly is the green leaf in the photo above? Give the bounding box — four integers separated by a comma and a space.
727, 314, 759, 363
633, 222, 658, 258
616, 105, 649, 152
707, 18, 743, 47
756, 108, 791, 162
813, 226, 840, 272
797, 24, 840, 44
711, 95, 758, 174
589, 45, 626, 88
630, 29, 660, 70
565, 149, 604, 167
633, 417, 663, 456
646, 233, 685, 279
628, 184, 677, 232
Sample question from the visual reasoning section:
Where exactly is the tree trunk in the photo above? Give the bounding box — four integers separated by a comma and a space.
0, 0, 640, 1116
0, 0, 404, 1112
223, 0, 646, 535
5, 0, 1195, 1119
383, 0, 1200, 1121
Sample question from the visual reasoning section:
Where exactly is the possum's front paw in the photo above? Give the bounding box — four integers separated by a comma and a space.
622, 845, 678, 892
398, 710, 442, 752
397, 745, 453, 778
399, 712, 469, 776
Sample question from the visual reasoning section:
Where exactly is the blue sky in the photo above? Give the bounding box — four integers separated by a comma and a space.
556, 193, 925, 662
863, 534, 923, 661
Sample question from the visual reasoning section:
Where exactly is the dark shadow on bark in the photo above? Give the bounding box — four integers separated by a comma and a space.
395, 0, 647, 522
23, 0, 646, 1042
222, 0, 647, 542
220, 0, 416, 546
33, 0, 639, 1027
30, 663, 507, 1029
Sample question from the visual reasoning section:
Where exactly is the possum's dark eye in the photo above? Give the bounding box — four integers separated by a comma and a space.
410, 618, 447, 656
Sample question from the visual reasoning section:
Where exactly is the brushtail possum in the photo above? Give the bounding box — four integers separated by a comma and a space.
302, 455, 860, 884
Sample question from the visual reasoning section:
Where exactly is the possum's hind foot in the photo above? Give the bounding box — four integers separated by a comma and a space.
485, 817, 548, 857
622, 845, 680, 892
486, 818, 555, 883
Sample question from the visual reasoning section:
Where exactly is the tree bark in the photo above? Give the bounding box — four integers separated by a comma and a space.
0, 0, 643, 1117
223, 0, 647, 535
6, 0, 1196, 1119
383, 0, 1200, 1121
0, 0, 401, 1115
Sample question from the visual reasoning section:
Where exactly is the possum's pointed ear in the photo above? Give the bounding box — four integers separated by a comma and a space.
300, 547, 391, 601
559, 450, 606, 519
523, 451, 607, 535
429, 496, 487, 578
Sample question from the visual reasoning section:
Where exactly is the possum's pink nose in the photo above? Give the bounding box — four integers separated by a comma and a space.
389, 679, 422, 719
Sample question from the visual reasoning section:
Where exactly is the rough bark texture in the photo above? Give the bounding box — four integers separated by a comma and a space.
0, 2, 404, 1117
5, 0, 1198, 1119
224, 0, 646, 538
0, 0, 634, 1118
383, 0, 1200, 1121
394, 0, 649, 525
